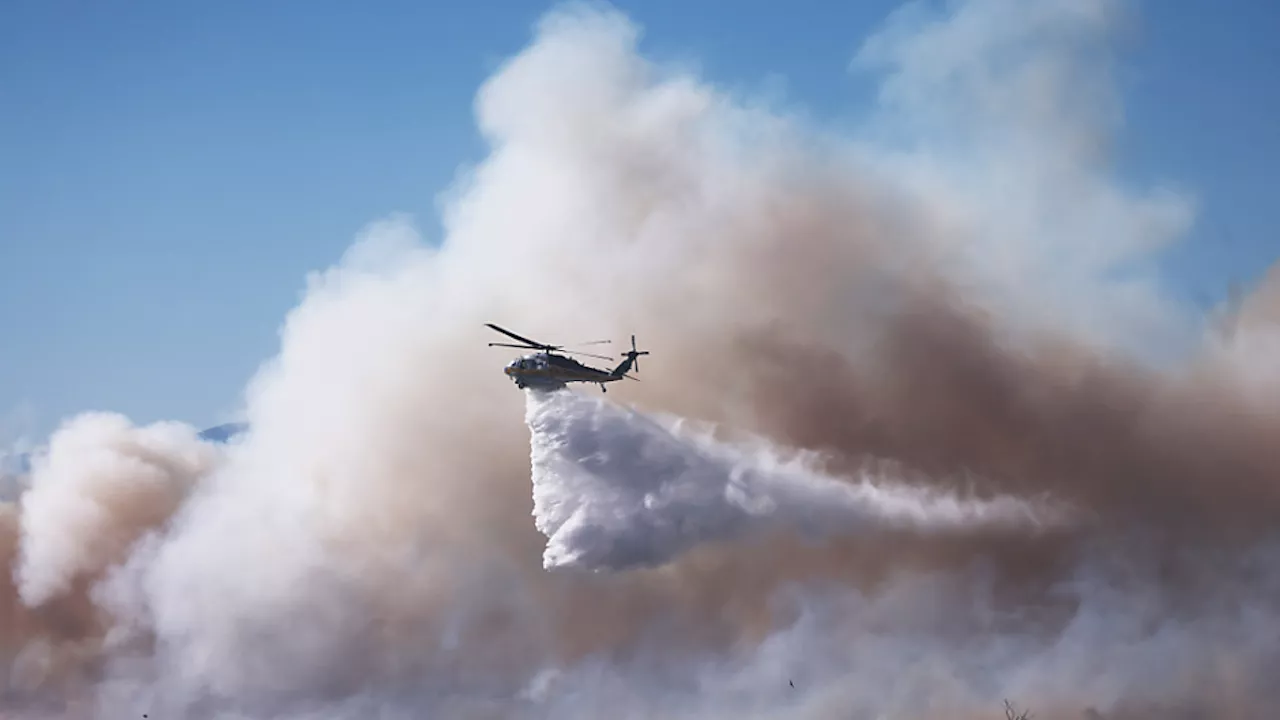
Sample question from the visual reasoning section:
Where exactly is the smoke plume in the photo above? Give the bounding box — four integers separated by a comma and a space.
3, 0, 1280, 718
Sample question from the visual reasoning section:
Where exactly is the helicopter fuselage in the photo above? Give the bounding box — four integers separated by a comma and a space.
503, 352, 620, 390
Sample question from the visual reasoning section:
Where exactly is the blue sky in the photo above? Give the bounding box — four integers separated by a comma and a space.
2, 0, 1278, 439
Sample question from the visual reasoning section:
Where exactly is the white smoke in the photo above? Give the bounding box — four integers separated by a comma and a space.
850, 0, 1198, 361
527, 388, 1071, 572
1, 0, 1277, 718
16, 413, 218, 608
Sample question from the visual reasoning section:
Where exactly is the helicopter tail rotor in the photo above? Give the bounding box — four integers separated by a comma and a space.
622, 334, 650, 373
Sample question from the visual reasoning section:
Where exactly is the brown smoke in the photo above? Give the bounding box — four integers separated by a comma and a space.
3, 1, 1279, 719
0, 414, 216, 715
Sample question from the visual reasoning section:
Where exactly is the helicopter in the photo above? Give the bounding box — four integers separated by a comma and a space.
485, 323, 649, 393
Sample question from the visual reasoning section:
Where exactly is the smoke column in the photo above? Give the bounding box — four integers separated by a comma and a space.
3, 0, 1280, 718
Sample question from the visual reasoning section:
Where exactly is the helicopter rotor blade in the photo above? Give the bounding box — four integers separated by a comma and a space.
488, 342, 610, 361
486, 324, 632, 364
560, 349, 615, 362
484, 323, 558, 350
